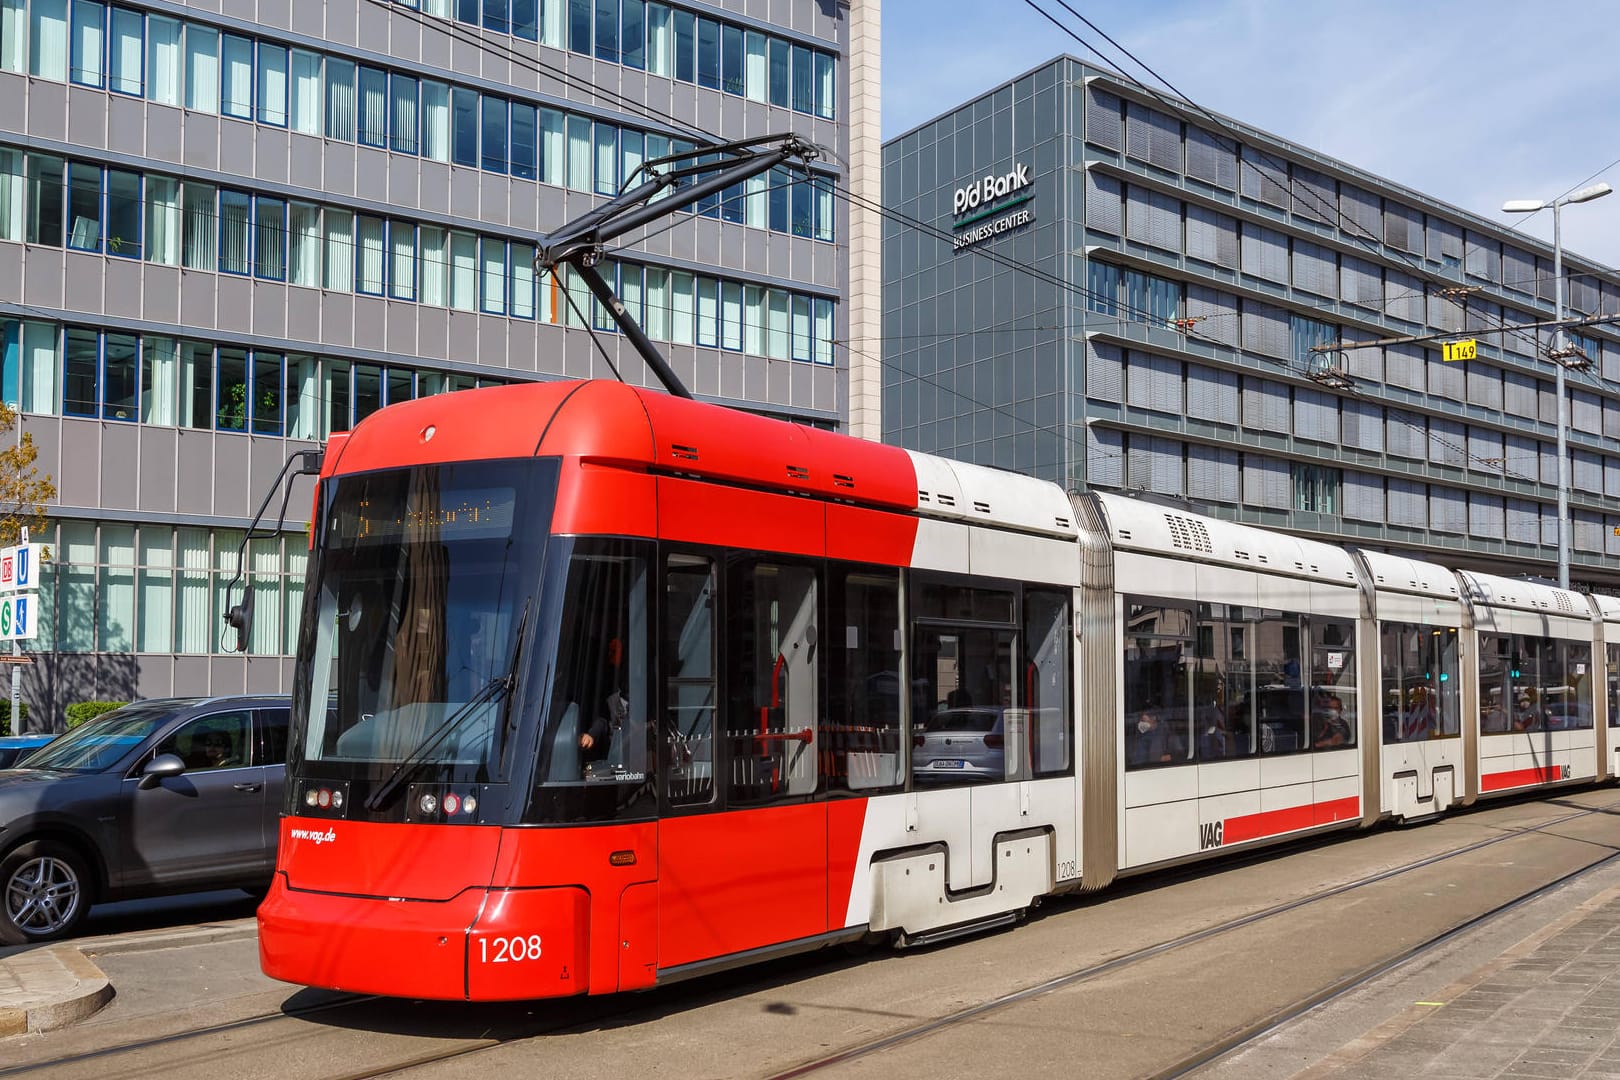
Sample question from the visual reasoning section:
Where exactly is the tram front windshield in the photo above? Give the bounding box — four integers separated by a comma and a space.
293, 458, 556, 800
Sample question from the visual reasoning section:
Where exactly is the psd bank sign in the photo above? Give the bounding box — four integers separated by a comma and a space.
951, 163, 1034, 251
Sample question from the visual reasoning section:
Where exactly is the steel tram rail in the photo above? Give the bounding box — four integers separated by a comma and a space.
1152, 846, 1620, 1080
0, 991, 376, 1077
759, 793, 1620, 1080
12, 792, 1603, 1080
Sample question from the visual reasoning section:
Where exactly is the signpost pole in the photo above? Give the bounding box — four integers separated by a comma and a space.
8, 528, 28, 733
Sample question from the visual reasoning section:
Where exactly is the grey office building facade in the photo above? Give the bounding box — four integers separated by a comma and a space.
0, 0, 878, 726
880, 58, 1620, 591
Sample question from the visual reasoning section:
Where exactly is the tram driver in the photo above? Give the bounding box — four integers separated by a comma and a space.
578, 636, 629, 768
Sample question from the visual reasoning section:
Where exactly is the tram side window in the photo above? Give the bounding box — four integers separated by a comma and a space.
1251, 610, 1306, 754
663, 553, 717, 808
1122, 599, 1193, 768
910, 578, 1021, 787
725, 560, 819, 806
1190, 602, 1249, 761
825, 567, 903, 793
1383, 622, 1461, 741
533, 541, 651, 814
1493, 635, 1591, 732
1560, 641, 1594, 730
1024, 588, 1072, 777
1308, 618, 1357, 751
1476, 632, 1567, 735
1476, 633, 1512, 735
1609, 644, 1620, 728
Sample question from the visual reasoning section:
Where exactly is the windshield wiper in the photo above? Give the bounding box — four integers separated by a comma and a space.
364, 601, 531, 812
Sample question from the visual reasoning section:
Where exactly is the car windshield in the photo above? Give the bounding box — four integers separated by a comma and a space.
293, 458, 556, 792
20, 703, 182, 771
923, 708, 999, 733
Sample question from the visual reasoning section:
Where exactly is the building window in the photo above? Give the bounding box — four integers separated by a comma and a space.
1292, 463, 1341, 514
103, 168, 140, 258
481, 95, 508, 173
257, 43, 287, 125
102, 331, 136, 419
253, 196, 286, 280
217, 189, 250, 274
1124, 269, 1179, 325
1290, 314, 1336, 366
389, 73, 418, 154
1087, 261, 1119, 317
220, 32, 252, 119
29, 0, 68, 81
324, 58, 356, 141
357, 65, 388, 147
183, 23, 218, 113
62, 327, 97, 417
68, 0, 103, 86
66, 161, 100, 250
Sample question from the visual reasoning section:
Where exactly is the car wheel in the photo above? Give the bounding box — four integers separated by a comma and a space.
0, 841, 91, 945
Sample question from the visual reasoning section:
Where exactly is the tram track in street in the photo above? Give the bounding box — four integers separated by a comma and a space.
761, 793, 1620, 1080
5, 791, 1619, 1080
0, 990, 377, 1077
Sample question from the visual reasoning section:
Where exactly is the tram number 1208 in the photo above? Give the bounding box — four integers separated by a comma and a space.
479, 935, 545, 963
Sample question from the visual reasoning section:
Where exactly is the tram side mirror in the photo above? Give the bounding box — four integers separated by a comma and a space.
224, 587, 254, 654
140, 753, 186, 790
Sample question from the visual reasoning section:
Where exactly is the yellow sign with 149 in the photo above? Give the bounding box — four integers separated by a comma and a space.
1442, 339, 1477, 362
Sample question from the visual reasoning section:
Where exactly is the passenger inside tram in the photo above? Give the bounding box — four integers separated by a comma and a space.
1196, 694, 1239, 758
1512, 689, 1547, 732
1312, 695, 1351, 749
1128, 707, 1183, 765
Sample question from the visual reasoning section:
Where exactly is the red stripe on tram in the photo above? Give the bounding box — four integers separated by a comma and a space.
1481, 765, 1563, 792
1222, 795, 1361, 846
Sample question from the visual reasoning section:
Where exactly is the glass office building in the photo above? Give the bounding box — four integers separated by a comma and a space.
881, 58, 1620, 590
0, 0, 876, 725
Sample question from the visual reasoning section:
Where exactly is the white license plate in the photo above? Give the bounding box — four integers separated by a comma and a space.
933, 760, 966, 769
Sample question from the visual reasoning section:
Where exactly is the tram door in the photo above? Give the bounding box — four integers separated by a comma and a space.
1380, 620, 1462, 817
908, 577, 1023, 892
658, 554, 825, 970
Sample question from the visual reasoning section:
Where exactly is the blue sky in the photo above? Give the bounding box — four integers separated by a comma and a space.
882, 0, 1620, 268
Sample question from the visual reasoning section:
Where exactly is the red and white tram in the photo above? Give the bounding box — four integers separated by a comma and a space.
258, 378, 1619, 1000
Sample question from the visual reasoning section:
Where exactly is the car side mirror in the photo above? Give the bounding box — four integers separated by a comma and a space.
139, 753, 186, 790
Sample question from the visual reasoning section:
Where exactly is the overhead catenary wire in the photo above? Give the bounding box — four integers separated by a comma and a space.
27, 0, 1605, 510
1017, 0, 1579, 368
341, 3, 1620, 523
367, 0, 1619, 401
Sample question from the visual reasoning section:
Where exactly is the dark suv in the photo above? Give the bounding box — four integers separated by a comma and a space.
0, 696, 289, 944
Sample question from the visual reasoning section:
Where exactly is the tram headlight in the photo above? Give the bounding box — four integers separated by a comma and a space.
330, 789, 344, 809
463, 795, 478, 815
444, 793, 461, 816
304, 789, 319, 808
419, 793, 439, 816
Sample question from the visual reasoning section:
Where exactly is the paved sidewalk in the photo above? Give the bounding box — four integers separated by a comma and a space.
0, 944, 112, 1035
1299, 885, 1620, 1079
0, 916, 258, 1038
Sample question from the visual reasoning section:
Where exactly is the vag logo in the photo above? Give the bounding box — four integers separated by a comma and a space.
953, 163, 1032, 216
1199, 821, 1224, 850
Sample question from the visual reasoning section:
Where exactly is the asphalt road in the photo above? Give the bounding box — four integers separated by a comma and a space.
6, 789, 1620, 1080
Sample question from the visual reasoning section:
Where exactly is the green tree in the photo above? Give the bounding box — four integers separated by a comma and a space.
0, 403, 54, 547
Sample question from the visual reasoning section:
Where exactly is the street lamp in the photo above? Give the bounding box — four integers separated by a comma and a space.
1502, 182, 1613, 590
